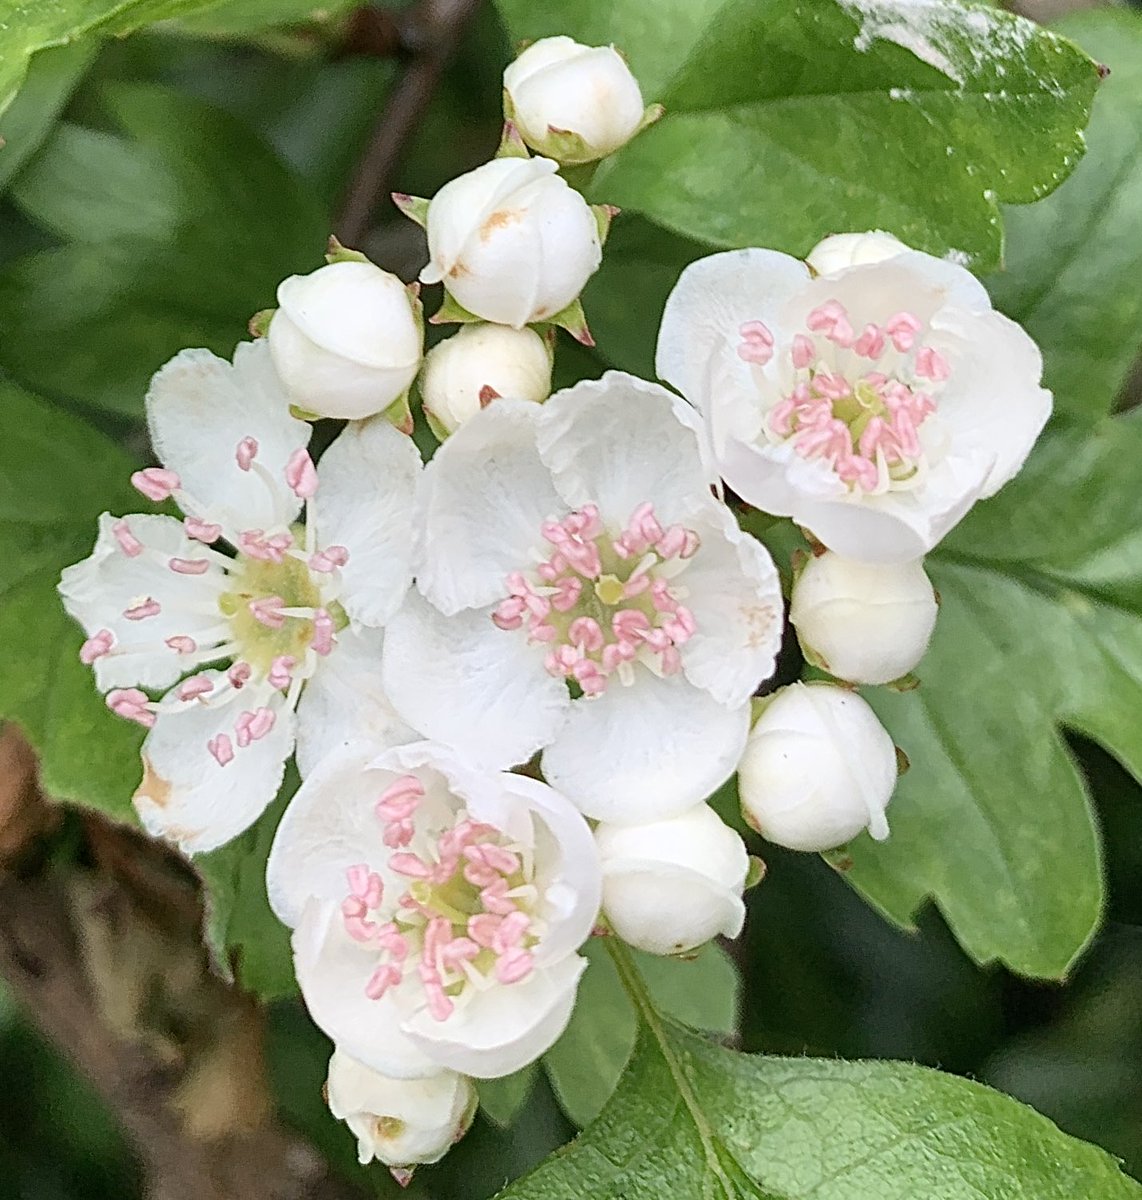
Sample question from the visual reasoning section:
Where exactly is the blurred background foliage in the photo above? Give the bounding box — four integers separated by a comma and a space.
1, 0, 1141, 1196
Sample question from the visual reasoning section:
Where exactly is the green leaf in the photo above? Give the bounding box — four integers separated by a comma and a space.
841, 412, 1142, 978
543, 938, 738, 1127
0, 83, 329, 416
478, 1063, 540, 1129
583, 216, 707, 378
194, 777, 297, 999
173, 0, 356, 38
0, 0, 242, 115
499, 946, 1142, 1200
987, 8, 1142, 424
0, 43, 97, 192
0, 382, 143, 820
496, 0, 1100, 270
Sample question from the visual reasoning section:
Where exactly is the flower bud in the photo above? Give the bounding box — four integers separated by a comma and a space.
422, 323, 552, 435
268, 260, 422, 420
503, 36, 649, 164
326, 1049, 477, 1169
790, 551, 938, 685
420, 157, 601, 328
806, 230, 909, 276
595, 805, 748, 956
738, 683, 896, 852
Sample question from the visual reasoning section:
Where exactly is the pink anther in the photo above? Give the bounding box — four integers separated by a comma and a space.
248, 595, 285, 629
853, 323, 886, 359
184, 517, 222, 543
267, 655, 295, 690
791, 334, 816, 370
107, 688, 154, 727
495, 948, 534, 984
165, 635, 197, 654
131, 468, 180, 502
169, 557, 210, 575
228, 662, 252, 689
235, 707, 275, 747
123, 597, 160, 621
238, 530, 292, 563
309, 544, 349, 573
885, 311, 922, 352
235, 438, 259, 471
568, 617, 604, 653
914, 345, 951, 381
112, 519, 143, 557
80, 629, 114, 664
207, 733, 234, 766
312, 608, 335, 656
286, 449, 319, 499
177, 675, 214, 701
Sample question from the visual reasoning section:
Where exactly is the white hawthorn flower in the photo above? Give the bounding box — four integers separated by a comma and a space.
58, 342, 420, 854
267, 742, 601, 1079
790, 551, 938, 685
656, 235, 1052, 563
268, 260, 422, 420
326, 1049, 477, 1170
806, 230, 908, 276
737, 683, 897, 852
381, 372, 784, 824
421, 323, 552, 436
419, 157, 601, 328
503, 36, 651, 164
595, 805, 748, 956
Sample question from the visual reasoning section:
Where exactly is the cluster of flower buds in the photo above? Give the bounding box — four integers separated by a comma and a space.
59, 32, 1054, 1179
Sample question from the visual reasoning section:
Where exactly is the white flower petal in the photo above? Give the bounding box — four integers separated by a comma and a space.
678, 506, 784, 707
655, 247, 810, 425
493, 774, 600, 965
266, 742, 400, 927
382, 591, 570, 770
294, 626, 417, 779
134, 681, 295, 854
293, 900, 438, 1079
146, 341, 309, 532
402, 954, 586, 1079
311, 417, 421, 627
927, 306, 1052, 498
536, 372, 715, 526
58, 512, 229, 691
541, 674, 750, 823
415, 399, 563, 615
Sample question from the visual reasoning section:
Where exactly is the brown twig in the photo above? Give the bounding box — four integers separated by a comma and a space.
0, 739, 365, 1200
336, 0, 485, 247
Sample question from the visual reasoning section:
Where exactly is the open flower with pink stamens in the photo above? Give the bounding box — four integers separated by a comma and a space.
656, 235, 1052, 562
266, 741, 601, 1079
381, 372, 784, 824
58, 341, 419, 853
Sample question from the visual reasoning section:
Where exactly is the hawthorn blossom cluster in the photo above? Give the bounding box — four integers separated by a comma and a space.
58, 35, 1051, 1177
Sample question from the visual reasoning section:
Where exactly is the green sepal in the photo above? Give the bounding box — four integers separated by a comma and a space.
542, 297, 594, 346
380, 387, 415, 436
744, 855, 767, 891
429, 289, 483, 326
248, 307, 275, 338
885, 672, 921, 693
496, 118, 531, 159
636, 102, 665, 136
391, 192, 429, 227
423, 403, 452, 443
592, 203, 621, 245
288, 403, 321, 421
821, 845, 855, 873
324, 235, 370, 264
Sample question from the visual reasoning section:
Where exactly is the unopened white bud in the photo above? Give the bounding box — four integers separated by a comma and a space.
790, 551, 938, 685
326, 1050, 477, 1169
504, 36, 648, 164
420, 157, 601, 328
268, 261, 422, 419
422, 324, 552, 435
806, 230, 909, 277
595, 805, 748, 956
738, 683, 896, 852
